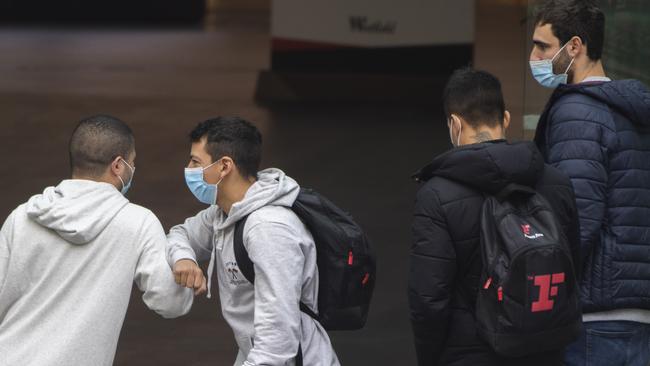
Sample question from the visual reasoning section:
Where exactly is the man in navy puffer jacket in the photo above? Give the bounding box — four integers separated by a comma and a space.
531, 1, 650, 365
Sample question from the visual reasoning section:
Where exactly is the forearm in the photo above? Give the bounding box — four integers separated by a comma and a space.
166, 207, 217, 266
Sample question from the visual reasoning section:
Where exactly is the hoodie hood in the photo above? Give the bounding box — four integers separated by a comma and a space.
559, 80, 650, 128
26, 180, 129, 245
218, 168, 300, 230
413, 141, 545, 195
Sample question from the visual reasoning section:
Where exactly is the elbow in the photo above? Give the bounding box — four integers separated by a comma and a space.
148, 288, 194, 319
167, 290, 194, 318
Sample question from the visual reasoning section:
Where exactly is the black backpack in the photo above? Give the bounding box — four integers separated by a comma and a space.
476, 183, 582, 357
233, 188, 376, 331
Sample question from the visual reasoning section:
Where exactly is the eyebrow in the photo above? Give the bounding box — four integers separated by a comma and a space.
533, 39, 550, 48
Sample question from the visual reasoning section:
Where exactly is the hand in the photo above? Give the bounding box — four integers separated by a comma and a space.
173, 259, 207, 296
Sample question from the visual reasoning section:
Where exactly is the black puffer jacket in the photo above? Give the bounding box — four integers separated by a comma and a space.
409, 140, 580, 366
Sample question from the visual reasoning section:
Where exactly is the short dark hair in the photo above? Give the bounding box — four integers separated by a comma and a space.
534, 0, 605, 61
443, 68, 505, 129
189, 117, 262, 178
69, 115, 135, 177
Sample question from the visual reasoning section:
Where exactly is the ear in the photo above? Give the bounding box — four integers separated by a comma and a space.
109, 156, 124, 177
567, 36, 583, 58
503, 110, 511, 131
450, 114, 462, 131
220, 156, 235, 176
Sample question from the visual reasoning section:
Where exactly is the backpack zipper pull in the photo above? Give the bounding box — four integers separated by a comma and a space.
498, 286, 504, 302
483, 277, 493, 289
348, 250, 354, 266
362, 273, 370, 286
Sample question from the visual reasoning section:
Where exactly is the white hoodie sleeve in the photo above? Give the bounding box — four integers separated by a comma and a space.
0, 212, 13, 297
244, 221, 304, 366
134, 212, 193, 319
166, 206, 217, 266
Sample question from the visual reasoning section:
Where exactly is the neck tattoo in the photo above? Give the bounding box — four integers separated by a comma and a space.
473, 131, 493, 143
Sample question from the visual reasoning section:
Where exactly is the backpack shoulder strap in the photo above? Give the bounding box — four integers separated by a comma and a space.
234, 215, 255, 284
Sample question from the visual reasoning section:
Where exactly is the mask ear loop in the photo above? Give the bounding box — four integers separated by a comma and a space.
551, 41, 569, 62
551, 41, 576, 75
202, 159, 225, 186
450, 115, 462, 147
117, 174, 126, 192
213, 160, 226, 187
202, 160, 220, 171
114, 157, 133, 192
208, 160, 225, 206
119, 158, 135, 185
564, 57, 575, 75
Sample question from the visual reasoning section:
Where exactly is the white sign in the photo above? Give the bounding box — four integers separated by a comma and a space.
272, 0, 475, 48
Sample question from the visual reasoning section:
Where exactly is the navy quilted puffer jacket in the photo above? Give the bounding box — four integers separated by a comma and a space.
535, 79, 650, 313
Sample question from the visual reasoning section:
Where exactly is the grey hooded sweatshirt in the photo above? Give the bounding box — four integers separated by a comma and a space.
0, 180, 193, 366
167, 168, 340, 366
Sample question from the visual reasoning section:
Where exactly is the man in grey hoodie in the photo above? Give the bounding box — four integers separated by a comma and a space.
167, 117, 340, 366
0, 115, 195, 366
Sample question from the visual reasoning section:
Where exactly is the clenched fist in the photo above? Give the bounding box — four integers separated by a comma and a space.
173, 259, 207, 296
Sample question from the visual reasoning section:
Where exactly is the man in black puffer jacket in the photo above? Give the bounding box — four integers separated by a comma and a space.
409, 68, 581, 366
530, 2, 650, 365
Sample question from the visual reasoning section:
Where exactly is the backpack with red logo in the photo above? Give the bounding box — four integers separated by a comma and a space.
233, 188, 376, 331
476, 183, 582, 357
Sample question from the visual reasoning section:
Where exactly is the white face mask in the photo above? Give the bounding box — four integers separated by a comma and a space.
448, 116, 462, 147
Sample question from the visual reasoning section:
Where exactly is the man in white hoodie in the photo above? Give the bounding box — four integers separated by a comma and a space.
0, 115, 195, 366
167, 117, 340, 366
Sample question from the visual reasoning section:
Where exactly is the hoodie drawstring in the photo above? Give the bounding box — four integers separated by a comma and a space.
206, 241, 216, 299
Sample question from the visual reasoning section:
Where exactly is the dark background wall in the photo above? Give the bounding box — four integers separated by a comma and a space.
0, 1, 543, 364
0, 10, 447, 365
0, 0, 206, 23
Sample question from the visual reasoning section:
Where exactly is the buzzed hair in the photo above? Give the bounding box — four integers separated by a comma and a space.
69, 115, 135, 177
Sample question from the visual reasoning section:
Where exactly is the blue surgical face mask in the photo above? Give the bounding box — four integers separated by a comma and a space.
184, 160, 223, 205
117, 158, 135, 195
529, 42, 575, 88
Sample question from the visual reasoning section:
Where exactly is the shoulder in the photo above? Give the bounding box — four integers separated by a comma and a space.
553, 89, 608, 111
2, 204, 27, 232
242, 206, 312, 256
116, 203, 163, 231
549, 91, 613, 128
416, 176, 479, 208
120, 203, 155, 219
245, 205, 303, 236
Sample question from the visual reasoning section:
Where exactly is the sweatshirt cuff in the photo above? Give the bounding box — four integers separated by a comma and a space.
169, 248, 198, 268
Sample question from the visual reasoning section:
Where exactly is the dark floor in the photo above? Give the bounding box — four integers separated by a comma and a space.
0, 13, 449, 366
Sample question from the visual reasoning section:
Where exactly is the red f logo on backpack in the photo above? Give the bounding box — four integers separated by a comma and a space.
530, 272, 565, 312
